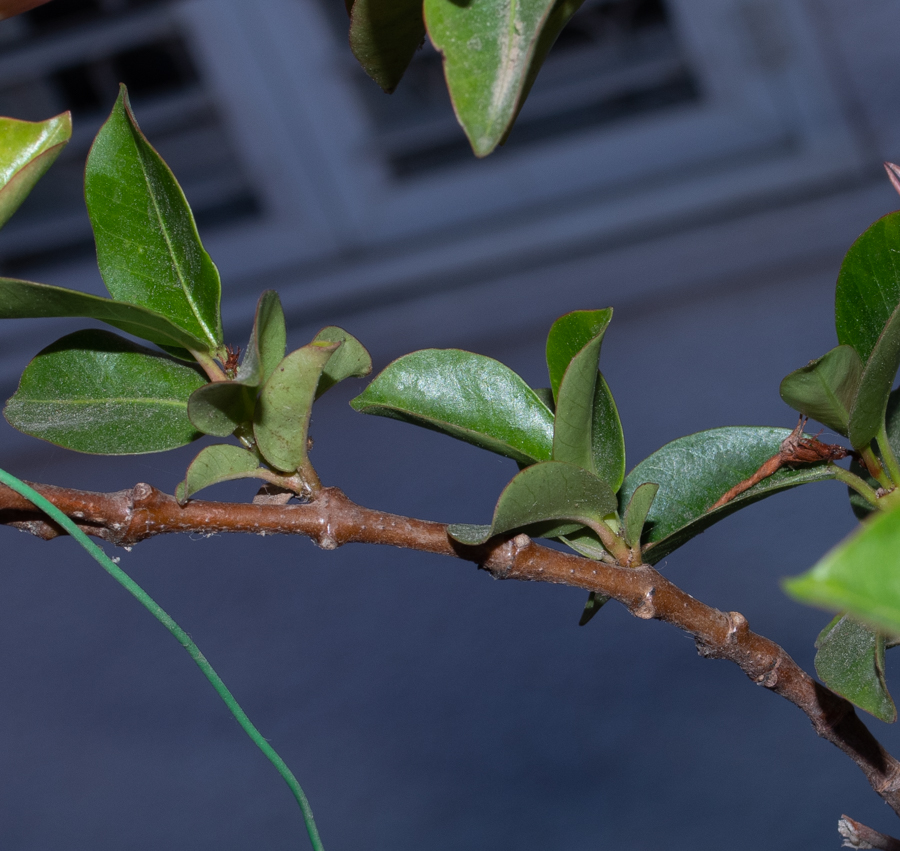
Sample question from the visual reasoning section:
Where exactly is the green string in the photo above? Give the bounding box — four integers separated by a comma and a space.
0, 467, 324, 851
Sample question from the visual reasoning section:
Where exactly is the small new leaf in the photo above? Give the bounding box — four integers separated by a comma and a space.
176, 444, 265, 504
546, 309, 613, 401
254, 341, 339, 473
247, 290, 286, 386
447, 461, 617, 546
623, 482, 659, 548
550, 309, 625, 489
313, 326, 372, 398
188, 381, 257, 437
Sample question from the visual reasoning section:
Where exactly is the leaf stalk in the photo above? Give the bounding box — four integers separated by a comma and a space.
830, 464, 882, 508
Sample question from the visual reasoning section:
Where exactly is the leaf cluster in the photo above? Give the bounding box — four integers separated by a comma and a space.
6, 73, 900, 729
0, 86, 371, 502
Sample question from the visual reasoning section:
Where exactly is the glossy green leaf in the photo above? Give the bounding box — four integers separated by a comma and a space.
623, 482, 659, 548
424, 0, 584, 156
448, 461, 617, 546
546, 309, 612, 401
785, 502, 900, 636
350, 349, 554, 465
835, 212, 900, 364
249, 290, 286, 385
313, 326, 372, 398
814, 614, 896, 722
254, 342, 339, 472
176, 444, 264, 504
349, 0, 425, 93
85, 85, 222, 352
621, 427, 839, 564
578, 592, 610, 627
847, 302, 900, 448
0, 277, 207, 350
779, 345, 863, 437
188, 381, 256, 437
0, 112, 71, 229
4, 330, 205, 454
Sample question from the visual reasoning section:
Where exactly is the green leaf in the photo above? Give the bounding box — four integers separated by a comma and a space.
552, 359, 624, 492
424, 0, 585, 157
186, 291, 290, 437
557, 527, 607, 560
0, 112, 71, 229
533, 387, 554, 412
447, 461, 617, 545
779, 345, 863, 437
4, 330, 205, 454
497, 0, 587, 149
623, 482, 659, 548
849, 387, 900, 520
578, 591, 610, 627
785, 502, 900, 636
350, 349, 554, 465
553, 369, 625, 490
546, 309, 613, 401
814, 614, 896, 722
590, 374, 625, 490
847, 301, 900, 448
249, 290, 286, 386
85, 85, 222, 353
621, 427, 839, 564
187, 381, 257, 437
349, 0, 425, 93
313, 326, 372, 398
0, 277, 208, 350
832, 212, 900, 447
836, 212, 900, 364
254, 342, 339, 472
176, 444, 265, 504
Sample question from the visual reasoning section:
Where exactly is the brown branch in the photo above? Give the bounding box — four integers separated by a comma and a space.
839, 814, 900, 850
4, 479, 900, 819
